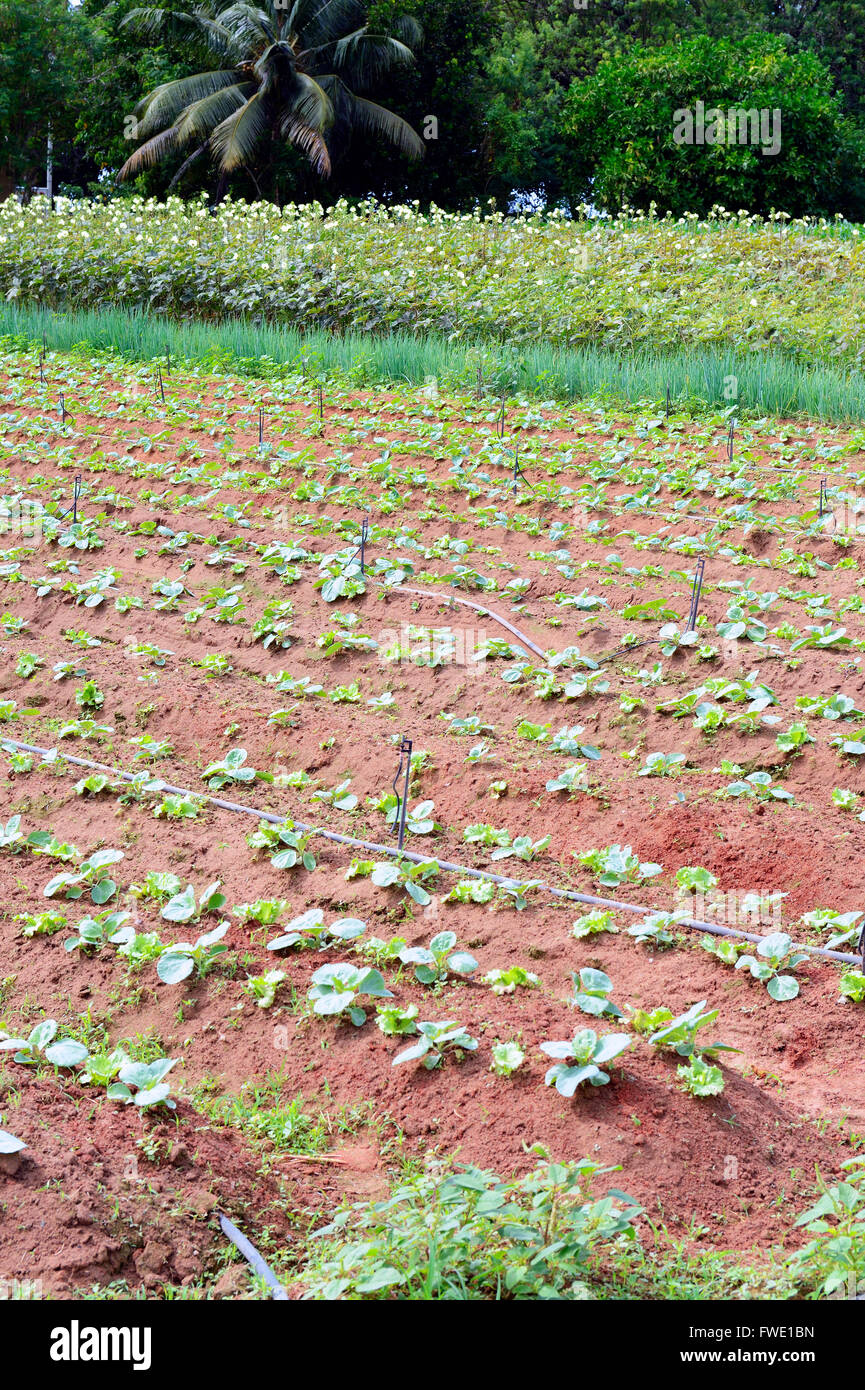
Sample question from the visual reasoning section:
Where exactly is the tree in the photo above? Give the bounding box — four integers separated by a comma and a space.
0, 0, 94, 197
560, 34, 865, 218
116, 0, 424, 196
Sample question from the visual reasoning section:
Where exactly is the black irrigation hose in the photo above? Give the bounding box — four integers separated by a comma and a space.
2, 735, 860, 967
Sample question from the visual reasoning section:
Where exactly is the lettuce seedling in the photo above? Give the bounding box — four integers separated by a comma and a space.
577, 844, 662, 888
571, 908, 617, 939
735, 932, 808, 1001
540, 1029, 631, 1095
677, 1055, 725, 1097
0, 1019, 88, 1068
108, 1058, 177, 1110
307, 963, 392, 1025
399, 931, 478, 985
700, 935, 747, 966
840, 971, 865, 1004
268, 909, 366, 954
16, 909, 67, 938
445, 878, 496, 905
569, 968, 623, 1019
130, 871, 182, 902
80, 1048, 130, 1087
721, 771, 793, 802
490, 1041, 525, 1076
243, 970, 286, 1009
157, 922, 230, 984
392, 1020, 478, 1069
232, 899, 291, 926
676, 865, 718, 894
483, 966, 539, 995
375, 1002, 419, 1036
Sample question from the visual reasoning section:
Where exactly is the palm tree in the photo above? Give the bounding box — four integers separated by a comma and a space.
117, 0, 424, 188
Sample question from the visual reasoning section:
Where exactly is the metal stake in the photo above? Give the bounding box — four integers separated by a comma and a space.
157, 364, 165, 403
259, 407, 264, 448
393, 736, 413, 852
360, 516, 369, 574
685, 557, 705, 633
727, 421, 734, 463
72, 474, 81, 525
819, 477, 827, 518
318, 385, 324, 422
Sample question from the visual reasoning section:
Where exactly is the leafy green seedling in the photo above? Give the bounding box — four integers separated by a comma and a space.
571, 908, 617, 939
735, 932, 808, 1001
677, 1055, 725, 1097
157, 922, 230, 984
160, 880, 226, 924
648, 1002, 739, 1058
482, 966, 539, 995
490, 1041, 525, 1077
108, 1058, 177, 1110
307, 963, 392, 1025
243, 970, 286, 1009
375, 1002, 419, 1036
568, 968, 623, 1018
392, 1020, 478, 1069
577, 844, 662, 887
399, 931, 478, 985
268, 909, 366, 953
0, 1019, 88, 1068
540, 1029, 630, 1095
64, 909, 131, 954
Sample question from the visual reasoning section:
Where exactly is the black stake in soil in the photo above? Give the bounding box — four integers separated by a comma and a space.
318, 385, 324, 422
39, 355, 45, 386
685, 557, 705, 633
359, 516, 369, 574
819, 477, 827, 517
157, 364, 165, 404
393, 736, 413, 852
59, 394, 68, 424
258, 408, 264, 448
727, 421, 734, 463
72, 474, 81, 525
498, 395, 506, 439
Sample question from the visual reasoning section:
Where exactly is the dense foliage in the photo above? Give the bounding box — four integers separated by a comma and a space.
3, 194, 864, 367
3, 0, 865, 212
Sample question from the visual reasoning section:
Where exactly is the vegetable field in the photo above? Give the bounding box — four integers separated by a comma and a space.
2, 338, 865, 1301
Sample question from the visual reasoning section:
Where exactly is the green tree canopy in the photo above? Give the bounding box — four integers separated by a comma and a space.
560, 34, 865, 218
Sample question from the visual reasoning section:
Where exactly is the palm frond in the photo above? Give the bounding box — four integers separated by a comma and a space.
329, 30, 418, 85
117, 127, 180, 182
122, 5, 242, 61
335, 89, 424, 160
136, 70, 243, 136
280, 114, 333, 178
174, 83, 255, 142
209, 91, 271, 170
294, 0, 366, 50
287, 72, 334, 133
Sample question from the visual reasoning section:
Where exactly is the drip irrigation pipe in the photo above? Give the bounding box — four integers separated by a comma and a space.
2, 735, 860, 967
217, 1213, 289, 1300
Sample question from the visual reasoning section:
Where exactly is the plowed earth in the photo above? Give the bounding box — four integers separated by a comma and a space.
1, 349, 864, 1296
